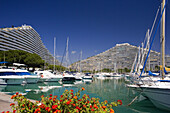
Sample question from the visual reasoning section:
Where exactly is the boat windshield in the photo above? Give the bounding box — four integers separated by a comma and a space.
15, 72, 32, 75
0, 72, 18, 76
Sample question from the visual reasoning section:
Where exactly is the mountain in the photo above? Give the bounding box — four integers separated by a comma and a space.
70, 43, 170, 72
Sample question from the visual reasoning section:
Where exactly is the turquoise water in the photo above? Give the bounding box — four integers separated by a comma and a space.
0, 78, 169, 113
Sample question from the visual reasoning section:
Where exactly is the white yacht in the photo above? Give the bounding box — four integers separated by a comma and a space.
62, 72, 76, 81
15, 69, 40, 84
74, 72, 84, 80
112, 73, 122, 77
34, 71, 62, 82
93, 73, 105, 80
0, 69, 24, 85
83, 73, 93, 79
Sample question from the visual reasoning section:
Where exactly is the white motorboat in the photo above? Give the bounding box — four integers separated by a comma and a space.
34, 71, 62, 82
83, 73, 93, 79
112, 73, 122, 77
93, 73, 105, 80
15, 69, 40, 84
0, 69, 24, 85
62, 72, 76, 81
74, 72, 84, 80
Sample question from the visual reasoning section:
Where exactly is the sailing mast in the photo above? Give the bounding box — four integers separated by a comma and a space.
161, 0, 165, 79
66, 37, 69, 69
54, 37, 56, 72
80, 50, 82, 72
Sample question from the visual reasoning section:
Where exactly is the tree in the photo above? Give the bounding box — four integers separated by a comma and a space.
0, 50, 45, 71
24, 53, 44, 71
48, 65, 66, 72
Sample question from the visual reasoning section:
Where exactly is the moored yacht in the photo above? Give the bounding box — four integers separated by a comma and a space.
93, 73, 105, 80
83, 73, 93, 79
15, 69, 40, 84
62, 71, 76, 81
129, 0, 170, 111
34, 71, 62, 82
112, 73, 122, 77
0, 69, 24, 85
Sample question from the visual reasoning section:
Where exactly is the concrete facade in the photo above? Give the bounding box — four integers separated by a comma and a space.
0, 25, 55, 64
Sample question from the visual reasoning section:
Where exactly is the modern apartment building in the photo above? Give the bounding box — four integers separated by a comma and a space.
0, 24, 54, 64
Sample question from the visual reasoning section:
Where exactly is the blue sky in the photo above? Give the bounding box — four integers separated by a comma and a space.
0, 0, 170, 64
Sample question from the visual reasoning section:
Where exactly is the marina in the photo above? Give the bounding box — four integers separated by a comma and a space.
0, 0, 170, 112
0, 77, 169, 113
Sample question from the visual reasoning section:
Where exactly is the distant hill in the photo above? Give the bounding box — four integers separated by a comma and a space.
69, 43, 170, 72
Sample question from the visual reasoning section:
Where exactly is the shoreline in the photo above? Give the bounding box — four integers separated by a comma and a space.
0, 92, 36, 112
0, 92, 15, 112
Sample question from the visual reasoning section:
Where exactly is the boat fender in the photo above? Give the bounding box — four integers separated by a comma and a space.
41, 75, 44, 78
63, 73, 64, 76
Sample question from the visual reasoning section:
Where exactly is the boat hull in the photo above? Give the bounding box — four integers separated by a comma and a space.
24, 77, 40, 84
0, 77, 24, 85
141, 87, 170, 111
39, 77, 61, 82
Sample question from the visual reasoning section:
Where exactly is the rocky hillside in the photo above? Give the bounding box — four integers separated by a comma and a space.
70, 43, 170, 71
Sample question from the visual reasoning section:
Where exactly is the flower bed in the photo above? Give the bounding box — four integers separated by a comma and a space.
2, 87, 122, 113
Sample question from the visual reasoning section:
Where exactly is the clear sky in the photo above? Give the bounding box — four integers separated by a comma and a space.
0, 0, 170, 64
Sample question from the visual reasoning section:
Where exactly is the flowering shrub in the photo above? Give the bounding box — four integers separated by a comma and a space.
2, 87, 122, 113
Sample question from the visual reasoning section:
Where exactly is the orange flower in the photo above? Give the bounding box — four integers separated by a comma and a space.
11, 95, 16, 99
72, 104, 75, 106
110, 109, 114, 113
93, 104, 98, 109
102, 105, 106, 109
104, 100, 108, 103
54, 110, 58, 113
22, 108, 25, 110
49, 97, 52, 100
48, 108, 51, 112
74, 96, 78, 99
16, 92, 19, 95
10, 103, 15, 106
82, 87, 85, 90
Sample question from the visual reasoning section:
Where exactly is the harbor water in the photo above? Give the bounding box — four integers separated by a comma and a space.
0, 77, 169, 113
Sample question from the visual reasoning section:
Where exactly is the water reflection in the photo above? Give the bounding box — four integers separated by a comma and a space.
0, 78, 169, 113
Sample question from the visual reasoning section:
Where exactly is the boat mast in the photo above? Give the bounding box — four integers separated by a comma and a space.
161, 0, 165, 79
54, 37, 56, 72
66, 37, 69, 69
80, 50, 82, 73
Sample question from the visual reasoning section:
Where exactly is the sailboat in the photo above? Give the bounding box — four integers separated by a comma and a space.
62, 37, 77, 82
136, 0, 170, 111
